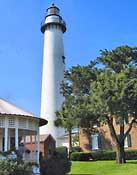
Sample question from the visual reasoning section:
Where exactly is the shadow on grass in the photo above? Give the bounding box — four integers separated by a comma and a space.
69, 174, 96, 175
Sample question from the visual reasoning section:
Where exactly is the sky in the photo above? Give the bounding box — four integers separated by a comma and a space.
0, 0, 136, 116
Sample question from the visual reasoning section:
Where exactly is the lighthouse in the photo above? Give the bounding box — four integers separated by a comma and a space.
40, 4, 66, 146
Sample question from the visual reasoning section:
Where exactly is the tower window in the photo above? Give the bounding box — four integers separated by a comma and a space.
62, 56, 65, 64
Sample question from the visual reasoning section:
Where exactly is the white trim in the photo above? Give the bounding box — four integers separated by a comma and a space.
36, 128, 40, 164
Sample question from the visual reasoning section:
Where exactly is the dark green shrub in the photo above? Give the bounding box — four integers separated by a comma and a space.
125, 150, 137, 160
91, 150, 137, 160
71, 150, 137, 161
40, 151, 71, 175
71, 146, 81, 152
71, 152, 92, 161
56, 146, 68, 158
91, 150, 116, 160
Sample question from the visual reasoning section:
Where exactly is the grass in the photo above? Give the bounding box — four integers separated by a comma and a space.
69, 160, 137, 175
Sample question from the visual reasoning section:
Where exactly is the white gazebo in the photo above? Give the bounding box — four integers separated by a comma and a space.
0, 98, 47, 163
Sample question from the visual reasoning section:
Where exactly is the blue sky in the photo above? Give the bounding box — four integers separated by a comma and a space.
0, 0, 136, 116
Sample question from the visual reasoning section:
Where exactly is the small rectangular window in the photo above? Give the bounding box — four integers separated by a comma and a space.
9, 118, 15, 127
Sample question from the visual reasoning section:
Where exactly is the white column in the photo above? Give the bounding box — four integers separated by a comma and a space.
36, 128, 40, 164
24, 135, 26, 146
0, 137, 2, 151
4, 127, 8, 152
8, 129, 10, 150
23, 133, 26, 161
15, 128, 19, 150
30, 135, 33, 160
15, 118, 19, 150
34, 135, 37, 151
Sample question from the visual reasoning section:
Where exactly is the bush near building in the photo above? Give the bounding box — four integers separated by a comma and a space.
56, 146, 68, 158
40, 149, 71, 175
70, 150, 137, 161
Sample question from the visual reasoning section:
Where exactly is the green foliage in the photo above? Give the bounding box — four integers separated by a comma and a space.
40, 151, 71, 175
90, 45, 137, 163
55, 96, 77, 131
91, 150, 116, 160
70, 150, 137, 161
56, 146, 68, 158
70, 152, 92, 161
58, 45, 137, 163
0, 160, 31, 175
56, 63, 99, 149
97, 45, 137, 73
71, 146, 81, 153
125, 150, 137, 160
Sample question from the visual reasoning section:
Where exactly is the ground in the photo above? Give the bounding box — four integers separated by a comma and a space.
69, 160, 137, 175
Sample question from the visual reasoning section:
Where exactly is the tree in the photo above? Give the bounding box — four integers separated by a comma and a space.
90, 45, 137, 164
55, 96, 77, 153
55, 63, 98, 151
56, 45, 137, 164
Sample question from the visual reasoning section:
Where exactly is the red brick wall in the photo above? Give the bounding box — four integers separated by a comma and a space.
79, 118, 137, 151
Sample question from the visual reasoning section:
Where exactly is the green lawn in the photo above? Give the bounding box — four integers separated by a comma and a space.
69, 160, 137, 175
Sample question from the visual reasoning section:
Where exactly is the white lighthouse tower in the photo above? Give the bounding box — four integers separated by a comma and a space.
40, 4, 66, 146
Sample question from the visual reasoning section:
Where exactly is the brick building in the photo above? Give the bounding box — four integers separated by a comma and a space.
79, 119, 137, 152
25, 134, 56, 157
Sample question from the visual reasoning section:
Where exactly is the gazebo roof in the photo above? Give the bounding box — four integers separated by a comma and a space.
0, 98, 47, 127
0, 98, 35, 116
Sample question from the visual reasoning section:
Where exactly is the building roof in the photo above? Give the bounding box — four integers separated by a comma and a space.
39, 134, 55, 142
0, 98, 35, 116
0, 98, 47, 127
25, 134, 55, 143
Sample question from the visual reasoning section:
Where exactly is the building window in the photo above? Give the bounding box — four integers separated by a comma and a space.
9, 118, 15, 127
91, 133, 99, 150
19, 118, 26, 128
124, 134, 131, 148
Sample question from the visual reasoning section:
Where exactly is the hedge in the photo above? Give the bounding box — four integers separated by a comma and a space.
71, 150, 137, 161
70, 152, 92, 161
125, 150, 137, 160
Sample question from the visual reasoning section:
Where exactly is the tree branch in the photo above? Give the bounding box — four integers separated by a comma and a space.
122, 118, 136, 142
106, 116, 120, 145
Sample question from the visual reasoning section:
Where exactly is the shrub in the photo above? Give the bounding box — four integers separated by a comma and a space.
71, 150, 137, 161
56, 146, 68, 158
71, 146, 81, 153
91, 150, 137, 160
0, 160, 31, 175
71, 152, 92, 161
40, 151, 71, 175
125, 150, 137, 160
91, 150, 116, 160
